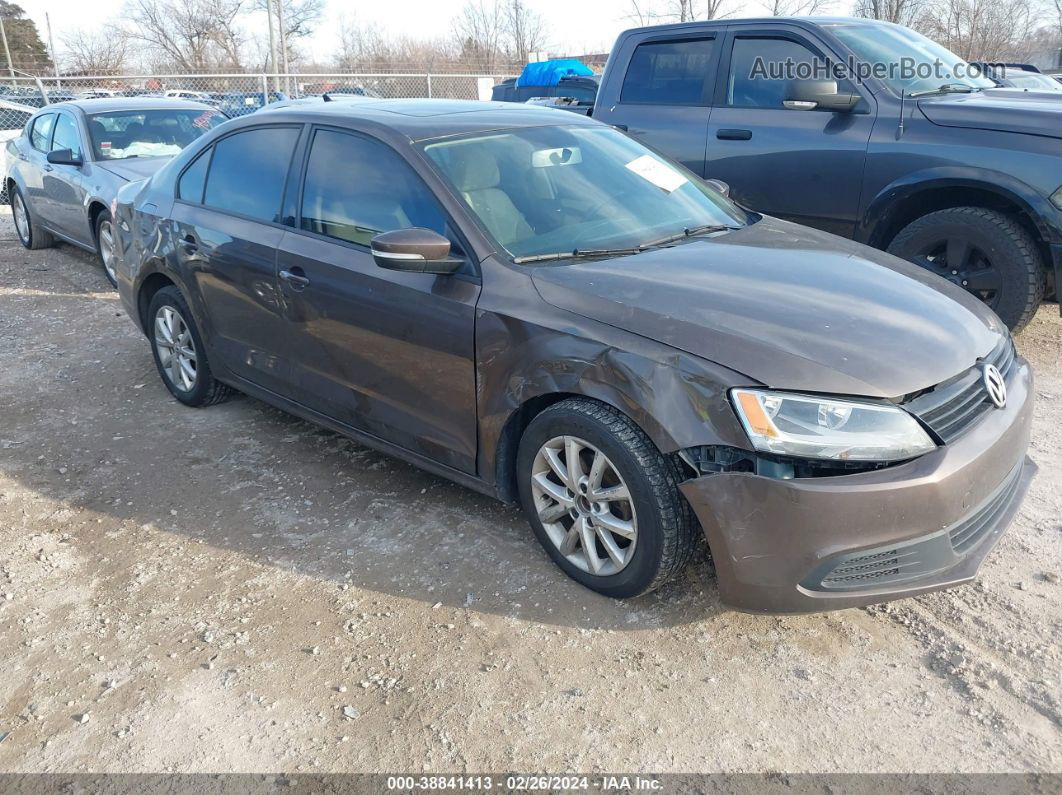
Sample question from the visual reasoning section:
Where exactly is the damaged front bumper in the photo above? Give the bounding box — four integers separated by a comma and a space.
679, 358, 1036, 614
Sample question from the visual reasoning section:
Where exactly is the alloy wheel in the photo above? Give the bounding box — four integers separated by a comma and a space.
911, 238, 1002, 308
98, 219, 117, 283
154, 305, 198, 392
12, 194, 29, 243
530, 435, 638, 576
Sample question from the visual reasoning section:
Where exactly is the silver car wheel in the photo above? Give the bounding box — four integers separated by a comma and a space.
13, 193, 29, 243
154, 305, 197, 392
530, 435, 638, 576
98, 219, 117, 282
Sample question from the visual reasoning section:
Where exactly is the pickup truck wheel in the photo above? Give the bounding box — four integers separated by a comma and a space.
10, 185, 55, 251
516, 398, 697, 598
887, 207, 1045, 332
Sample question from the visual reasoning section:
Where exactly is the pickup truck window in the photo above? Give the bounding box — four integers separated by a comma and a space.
621, 38, 715, 105
729, 37, 842, 108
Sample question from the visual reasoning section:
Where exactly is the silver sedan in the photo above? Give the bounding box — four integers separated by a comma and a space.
5, 97, 226, 286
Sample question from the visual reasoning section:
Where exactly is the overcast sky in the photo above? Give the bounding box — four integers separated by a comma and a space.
14, 0, 822, 69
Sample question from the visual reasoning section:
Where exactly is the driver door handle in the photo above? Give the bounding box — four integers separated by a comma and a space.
717, 129, 752, 141
279, 267, 310, 290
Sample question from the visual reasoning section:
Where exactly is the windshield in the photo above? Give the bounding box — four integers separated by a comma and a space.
1006, 71, 1062, 92
87, 108, 226, 161
422, 126, 747, 261
826, 23, 995, 96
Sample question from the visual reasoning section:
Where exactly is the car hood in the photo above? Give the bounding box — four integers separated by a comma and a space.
95, 157, 170, 182
918, 89, 1062, 139
530, 217, 1006, 398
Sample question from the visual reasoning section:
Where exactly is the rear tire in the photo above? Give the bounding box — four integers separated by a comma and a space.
95, 211, 118, 288
887, 207, 1045, 332
10, 184, 54, 251
147, 286, 234, 407
516, 398, 697, 598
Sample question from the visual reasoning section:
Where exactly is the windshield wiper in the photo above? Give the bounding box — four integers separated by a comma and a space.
513, 246, 645, 264
909, 83, 982, 98
641, 223, 742, 249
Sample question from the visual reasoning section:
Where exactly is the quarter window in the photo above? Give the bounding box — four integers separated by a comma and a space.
51, 114, 82, 158
178, 148, 211, 203
29, 113, 55, 151
621, 38, 715, 105
202, 127, 299, 223
300, 129, 447, 246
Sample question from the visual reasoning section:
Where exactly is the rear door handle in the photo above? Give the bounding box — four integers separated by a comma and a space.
279, 267, 310, 290
717, 129, 752, 141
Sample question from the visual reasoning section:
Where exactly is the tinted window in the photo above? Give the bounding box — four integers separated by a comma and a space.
203, 127, 299, 222
728, 37, 850, 108
621, 38, 715, 105
51, 114, 82, 158
301, 129, 446, 246
29, 113, 55, 151
178, 147, 211, 203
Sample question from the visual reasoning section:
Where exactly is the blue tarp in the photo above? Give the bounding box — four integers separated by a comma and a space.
516, 59, 594, 87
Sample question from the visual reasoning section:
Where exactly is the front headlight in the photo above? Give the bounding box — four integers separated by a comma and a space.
730, 389, 936, 462
1051, 186, 1062, 211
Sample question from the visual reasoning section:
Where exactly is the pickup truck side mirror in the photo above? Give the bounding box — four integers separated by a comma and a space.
370, 228, 463, 274
783, 80, 860, 112
47, 148, 84, 167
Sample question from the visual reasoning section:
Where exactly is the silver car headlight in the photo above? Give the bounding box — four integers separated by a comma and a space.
730, 389, 936, 462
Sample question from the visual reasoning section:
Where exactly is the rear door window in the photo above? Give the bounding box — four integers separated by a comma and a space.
29, 113, 55, 151
202, 126, 300, 223
621, 38, 716, 105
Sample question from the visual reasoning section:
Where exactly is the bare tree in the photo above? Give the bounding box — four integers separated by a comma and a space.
762, 0, 835, 16
504, 0, 548, 62
918, 0, 1038, 60
626, 0, 732, 23
61, 29, 130, 74
124, 0, 247, 71
452, 0, 507, 71
854, 0, 926, 26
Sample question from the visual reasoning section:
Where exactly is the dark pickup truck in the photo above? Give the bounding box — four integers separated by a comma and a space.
591, 17, 1062, 330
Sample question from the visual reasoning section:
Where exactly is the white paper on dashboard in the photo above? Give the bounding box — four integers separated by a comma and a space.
624, 155, 688, 193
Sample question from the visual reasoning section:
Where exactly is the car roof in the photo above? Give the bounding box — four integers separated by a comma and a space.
247, 98, 599, 141
619, 15, 902, 36
39, 96, 218, 114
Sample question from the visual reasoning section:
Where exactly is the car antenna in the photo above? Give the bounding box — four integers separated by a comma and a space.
897, 88, 906, 139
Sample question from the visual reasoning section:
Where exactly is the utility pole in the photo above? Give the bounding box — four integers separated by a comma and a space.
265, 0, 278, 94
46, 12, 60, 89
0, 13, 14, 79
276, 0, 290, 95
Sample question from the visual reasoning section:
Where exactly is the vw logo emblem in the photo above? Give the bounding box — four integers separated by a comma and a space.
982, 364, 1007, 409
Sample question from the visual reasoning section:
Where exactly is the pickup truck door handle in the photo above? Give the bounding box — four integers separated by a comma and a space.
717, 129, 753, 141
279, 267, 310, 290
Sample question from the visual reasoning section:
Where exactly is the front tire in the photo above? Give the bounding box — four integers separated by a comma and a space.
516, 398, 697, 598
95, 211, 118, 288
148, 286, 233, 407
10, 184, 54, 251
887, 207, 1045, 332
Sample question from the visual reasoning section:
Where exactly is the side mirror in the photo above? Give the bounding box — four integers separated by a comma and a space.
47, 148, 83, 167
783, 80, 860, 112
705, 178, 730, 198
370, 228, 463, 274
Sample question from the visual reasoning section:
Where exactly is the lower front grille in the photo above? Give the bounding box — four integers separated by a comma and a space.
804, 461, 1025, 593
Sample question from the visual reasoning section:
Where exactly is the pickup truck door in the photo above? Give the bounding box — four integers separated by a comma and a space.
592, 32, 723, 177
705, 28, 875, 238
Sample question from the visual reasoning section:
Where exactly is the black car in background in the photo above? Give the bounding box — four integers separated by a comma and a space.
590, 17, 1062, 331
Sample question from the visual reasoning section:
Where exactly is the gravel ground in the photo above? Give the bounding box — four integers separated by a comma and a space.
0, 216, 1059, 775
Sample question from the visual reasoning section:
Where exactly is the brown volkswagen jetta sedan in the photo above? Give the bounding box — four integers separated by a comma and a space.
111, 100, 1035, 613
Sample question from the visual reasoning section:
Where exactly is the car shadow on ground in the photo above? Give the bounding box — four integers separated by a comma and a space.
1, 265, 727, 631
